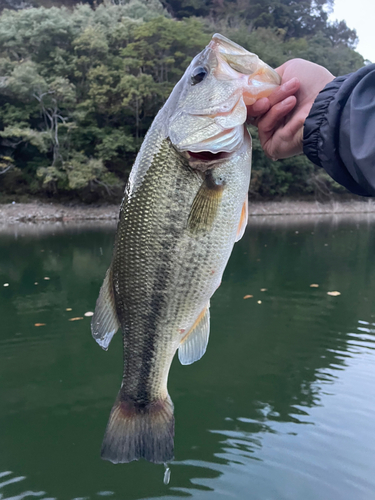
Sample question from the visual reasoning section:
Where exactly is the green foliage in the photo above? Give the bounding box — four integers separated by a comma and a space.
37, 165, 68, 190
63, 155, 117, 191
164, 0, 357, 48
250, 125, 345, 198
0, 0, 367, 201
36, 153, 123, 199
221, 26, 364, 75
0, 2, 179, 198
95, 129, 136, 161
0, 126, 50, 152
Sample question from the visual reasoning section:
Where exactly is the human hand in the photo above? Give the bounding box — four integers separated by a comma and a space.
248, 59, 335, 160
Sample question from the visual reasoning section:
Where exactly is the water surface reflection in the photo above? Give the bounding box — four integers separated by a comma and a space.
1, 214, 375, 499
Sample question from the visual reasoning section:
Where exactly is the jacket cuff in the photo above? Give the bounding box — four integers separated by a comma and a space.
303, 75, 348, 167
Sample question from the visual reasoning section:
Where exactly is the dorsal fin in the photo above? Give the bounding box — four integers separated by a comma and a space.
91, 266, 120, 350
178, 303, 210, 365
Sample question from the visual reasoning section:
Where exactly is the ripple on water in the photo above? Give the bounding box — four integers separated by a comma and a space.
167, 318, 375, 500
0, 471, 45, 500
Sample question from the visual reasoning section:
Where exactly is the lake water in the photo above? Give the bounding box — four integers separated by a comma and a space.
1, 213, 375, 500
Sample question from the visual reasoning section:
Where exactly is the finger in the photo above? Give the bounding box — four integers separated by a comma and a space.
246, 79, 299, 120
258, 96, 297, 134
263, 125, 304, 160
267, 78, 300, 107
258, 96, 297, 158
247, 97, 270, 119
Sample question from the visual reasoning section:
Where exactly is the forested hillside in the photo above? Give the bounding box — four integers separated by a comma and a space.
0, 0, 365, 202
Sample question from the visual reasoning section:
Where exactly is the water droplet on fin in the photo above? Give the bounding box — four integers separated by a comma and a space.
163, 463, 171, 485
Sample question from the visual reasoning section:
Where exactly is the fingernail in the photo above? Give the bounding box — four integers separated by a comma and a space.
282, 96, 294, 105
253, 98, 267, 110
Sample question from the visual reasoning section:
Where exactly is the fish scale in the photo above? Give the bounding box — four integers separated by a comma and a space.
114, 137, 201, 399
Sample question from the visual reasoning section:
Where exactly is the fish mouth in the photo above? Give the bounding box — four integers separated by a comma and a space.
211, 33, 280, 80
185, 133, 247, 170
209, 33, 281, 103
187, 150, 232, 163
180, 149, 234, 172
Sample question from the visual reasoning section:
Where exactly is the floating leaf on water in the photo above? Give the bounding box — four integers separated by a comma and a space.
69, 317, 83, 321
310, 284, 319, 288
44, 277, 50, 280
84, 311, 94, 317
243, 295, 253, 299
327, 291, 341, 296
257, 300, 262, 304
3, 283, 9, 287
34, 323, 46, 327
66, 308, 72, 311
260, 288, 267, 292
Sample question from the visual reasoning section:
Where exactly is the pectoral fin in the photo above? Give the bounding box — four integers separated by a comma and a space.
91, 266, 120, 350
188, 173, 225, 234
235, 198, 248, 242
178, 303, 210, 365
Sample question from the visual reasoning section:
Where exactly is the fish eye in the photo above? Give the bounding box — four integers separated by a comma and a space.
191, 66, 208, 85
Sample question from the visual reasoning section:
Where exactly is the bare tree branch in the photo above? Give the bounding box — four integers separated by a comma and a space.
0, 165, 13, 175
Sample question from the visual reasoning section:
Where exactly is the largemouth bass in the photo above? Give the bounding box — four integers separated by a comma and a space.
91, 34, 280, 464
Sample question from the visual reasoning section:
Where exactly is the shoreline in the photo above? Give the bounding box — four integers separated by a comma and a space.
1, 199, 375, 224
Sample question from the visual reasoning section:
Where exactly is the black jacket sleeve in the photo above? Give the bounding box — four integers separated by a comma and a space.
303, 64, 375, 197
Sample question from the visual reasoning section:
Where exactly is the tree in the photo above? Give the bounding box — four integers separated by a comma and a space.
0, 0, 367, 201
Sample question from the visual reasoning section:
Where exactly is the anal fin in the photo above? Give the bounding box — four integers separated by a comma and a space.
178, 303, 210, 365
91, 266, 120, 350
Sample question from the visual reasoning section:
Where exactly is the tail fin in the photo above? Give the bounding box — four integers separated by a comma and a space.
101, 391, 175, 464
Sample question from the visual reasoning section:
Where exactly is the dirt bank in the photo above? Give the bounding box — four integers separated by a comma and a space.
1, 199, 375, 224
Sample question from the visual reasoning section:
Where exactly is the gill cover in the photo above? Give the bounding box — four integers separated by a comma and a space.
168, 33, 280, 156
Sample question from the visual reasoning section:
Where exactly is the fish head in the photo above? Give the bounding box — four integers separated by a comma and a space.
167, 33, 280, 164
